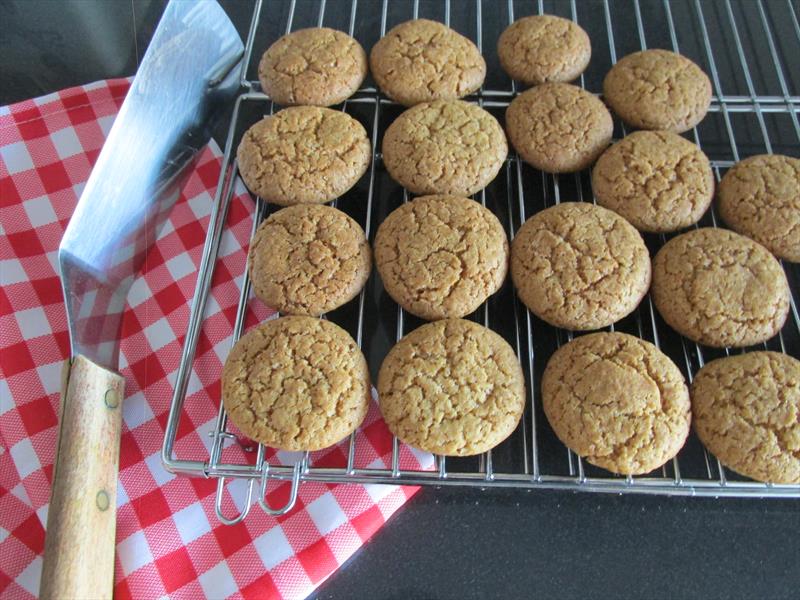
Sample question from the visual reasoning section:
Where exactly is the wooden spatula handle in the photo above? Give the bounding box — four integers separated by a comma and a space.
40, 355, 125, 600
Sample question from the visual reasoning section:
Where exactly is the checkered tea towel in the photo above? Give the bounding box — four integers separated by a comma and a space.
0, 79, 431, 599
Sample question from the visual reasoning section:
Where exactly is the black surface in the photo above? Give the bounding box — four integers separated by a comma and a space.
3, 1, 799, 599
315, 487, 800, 600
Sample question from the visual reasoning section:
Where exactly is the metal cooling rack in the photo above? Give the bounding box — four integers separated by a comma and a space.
162, 0, 800, 522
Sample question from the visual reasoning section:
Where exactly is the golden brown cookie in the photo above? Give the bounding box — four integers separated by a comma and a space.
222, 316, 370, 451
382, 100, 507, 196
651, 228, 790, 348
718, 154, 800, 262
691, 351, 800, 484
377, 319, 526, 456
258, 27, 367, 106
603, 49, 712, 133
370, 19, 485, 106
592, 131, 715, 233
506, 83, 613, 173
248, 205, 371, 316
542, 332, 691, 475
236, 106, 370, 205
497, 15, 591, 85
511, 202, 651, 330
374, 195, 508, 320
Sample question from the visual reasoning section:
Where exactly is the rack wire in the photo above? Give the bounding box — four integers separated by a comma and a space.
162, 0, 800, 522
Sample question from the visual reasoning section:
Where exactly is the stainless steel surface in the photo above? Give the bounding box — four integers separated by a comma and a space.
161, 0, 800, 521
59, 0, 243, 370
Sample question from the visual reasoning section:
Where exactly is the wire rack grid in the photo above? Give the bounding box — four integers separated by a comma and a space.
161, 0, 800, 523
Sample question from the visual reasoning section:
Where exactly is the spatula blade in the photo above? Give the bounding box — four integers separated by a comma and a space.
58, 0, 243, 371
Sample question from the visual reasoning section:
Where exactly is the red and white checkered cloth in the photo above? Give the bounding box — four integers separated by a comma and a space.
0, 79, 432, 599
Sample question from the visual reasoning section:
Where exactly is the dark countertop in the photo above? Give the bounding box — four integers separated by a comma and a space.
316, 487, 800, 600
4, 1, 798, 598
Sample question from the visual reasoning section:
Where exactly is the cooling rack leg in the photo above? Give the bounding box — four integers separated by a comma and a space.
215, 476, 255, 526
257, 460, 304, 516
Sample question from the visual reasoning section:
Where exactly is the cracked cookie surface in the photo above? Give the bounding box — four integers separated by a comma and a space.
506, 83, 613, 173
603, 49, 712, 133
370, 19, 485, 106
718, 154, 800, 262
592, 131, 714, 233
497, 15, 591, 85
374, 195, 508, 320
248, 205, 371, 316
651, 228, 790, 348
542, 332, 691, 475
377, 319, 525, 456
691, 351, 800, 484
511, 202, 651, 330
236, 106, 370, 205
382, 100, 507, 196
222, 316, 370, 451
258, 27, 367, 106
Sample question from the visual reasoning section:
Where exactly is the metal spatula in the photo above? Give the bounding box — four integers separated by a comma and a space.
39, 2, 243, 598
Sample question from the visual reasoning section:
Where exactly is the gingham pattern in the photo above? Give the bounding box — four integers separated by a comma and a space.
0, 79, 431, 600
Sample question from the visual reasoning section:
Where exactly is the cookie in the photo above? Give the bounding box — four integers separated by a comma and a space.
222, 316, 370, 451
511, 202, 651, 330
370, 19, 485, 106
382, 100, 507, 196
592, 131, 715, 233
374, 195, 508, 320
497, 15, 591, 85
248, 205, 371, 316
718, 154, 800, 262
603, 49, 712, 133
377, 319, 525, 456
506, 83, 613, 173
236, 106, 370, 205
258, 27, 367, 106
651, 228, 790, 348
691, 351, 800, 484
542, 332, 691, 475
